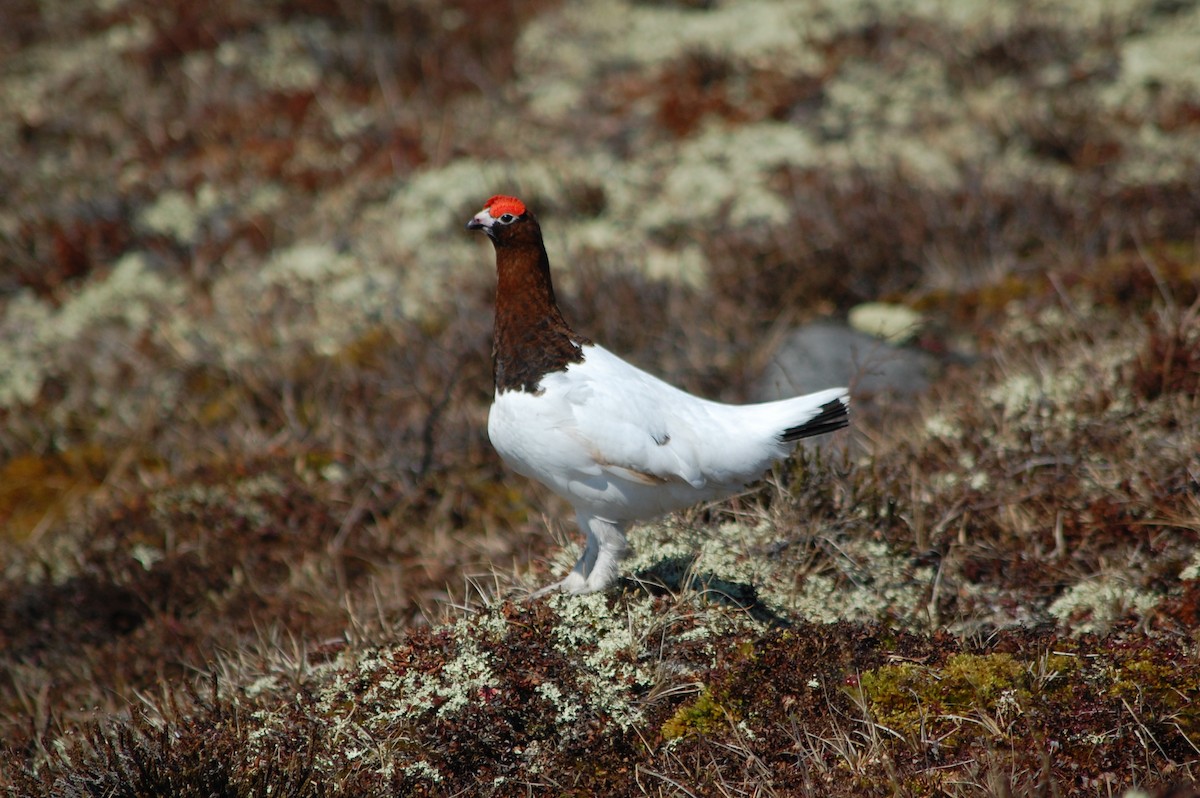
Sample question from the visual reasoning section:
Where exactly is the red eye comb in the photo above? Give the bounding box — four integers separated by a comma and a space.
485, 195, 526, 218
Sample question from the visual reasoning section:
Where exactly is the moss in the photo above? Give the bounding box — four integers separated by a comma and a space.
661, 686, 739, 741
859, 652, 1028, 740
1108, 653, 1200, 739
1041, 652, 1080, 684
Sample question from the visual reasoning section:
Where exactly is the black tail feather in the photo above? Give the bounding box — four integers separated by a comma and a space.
780, 397, 849, 442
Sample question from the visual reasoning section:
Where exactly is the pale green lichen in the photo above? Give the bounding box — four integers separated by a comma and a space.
968, 470, 990, 491
259, 624, 493, 783
368, 621, 500, 725
1180, 551, 1200, 582
129, 543, 164, 571
0, 28, 137, 138
401, 759, 443, 784
426, 639, 496, 718
216, 21, 330, 92
991, 305, 1134, 426
784, 538, 933, 626
848, 302, 924, 344
641, 243, 709, 289
0, 252, 185, 408
138, 186, 221, 242
517, 0, 826, 119
985, 346, 1117, 424
168, 239, 407, 362
244, 674, 282, 699
535, 681, 581, 726
244, 594, 685, 783
0, 293, 54, 407
642, 122, 820, 230
818, 58, 976, 187
620, 520, 932, 628
101, 16, 155, 53
547, 592, 661, 730
1109, 6, 1200, 93
924, 413, 963, 441
149, 473, 287, 533
1048, 576, 1163, 635
504, 0, 1200, 250
245, 182, 287, 215
260, 243, 358, 285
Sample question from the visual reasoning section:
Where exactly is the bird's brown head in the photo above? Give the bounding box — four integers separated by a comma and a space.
466, 194, 589, 393
466, 195, 542, 247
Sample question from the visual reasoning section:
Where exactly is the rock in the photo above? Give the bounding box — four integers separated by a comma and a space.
752, 321, 940, 408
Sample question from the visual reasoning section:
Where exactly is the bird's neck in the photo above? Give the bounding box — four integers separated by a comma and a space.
492, 241, 588, 394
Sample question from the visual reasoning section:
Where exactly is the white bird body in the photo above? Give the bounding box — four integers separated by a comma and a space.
468, 195, 849, 594
488, 343, 847, 520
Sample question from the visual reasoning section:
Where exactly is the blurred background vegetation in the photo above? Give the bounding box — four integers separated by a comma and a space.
1, 0, 1198, 794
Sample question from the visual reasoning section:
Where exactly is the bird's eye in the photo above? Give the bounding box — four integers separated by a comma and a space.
498, 213, 516, 224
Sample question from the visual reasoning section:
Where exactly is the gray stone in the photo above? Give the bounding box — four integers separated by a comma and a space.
753, 321, 940, 405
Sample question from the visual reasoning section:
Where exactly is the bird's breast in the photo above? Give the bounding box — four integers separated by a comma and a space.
487, 389, 580, 487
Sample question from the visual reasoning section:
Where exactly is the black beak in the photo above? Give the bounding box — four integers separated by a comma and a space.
467, 218, 496, 241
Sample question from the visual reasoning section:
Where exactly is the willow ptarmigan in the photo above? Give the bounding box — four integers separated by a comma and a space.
467, 195, 849, 595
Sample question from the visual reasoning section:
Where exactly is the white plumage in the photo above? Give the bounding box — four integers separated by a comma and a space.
489, 344, 848, 593
468, 195, 849, 594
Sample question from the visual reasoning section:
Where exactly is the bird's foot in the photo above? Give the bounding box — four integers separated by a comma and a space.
528, 570, 590, 599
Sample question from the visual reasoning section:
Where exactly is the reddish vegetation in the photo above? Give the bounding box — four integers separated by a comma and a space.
11, 215, 134, 300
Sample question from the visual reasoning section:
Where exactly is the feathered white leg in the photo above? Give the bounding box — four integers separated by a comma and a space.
579, 514, 630, 594
530, 513, 629, 596
530, 511, 599, 597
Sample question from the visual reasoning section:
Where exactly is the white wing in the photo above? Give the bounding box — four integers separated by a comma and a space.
556, 348, 711, 489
